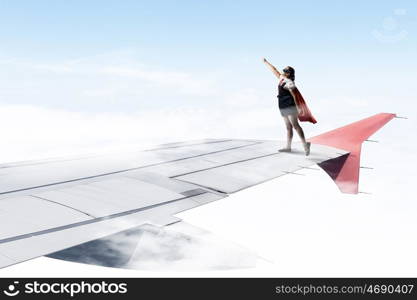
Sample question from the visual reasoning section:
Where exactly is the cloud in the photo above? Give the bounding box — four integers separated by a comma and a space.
49, 222, 259, 271
0, 104, 282, 163
100, 66, 214, 95
126, 223, 258, 271
0, 52, 217, 106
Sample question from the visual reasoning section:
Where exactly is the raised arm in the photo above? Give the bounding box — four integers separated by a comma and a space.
263, 58, 281, 79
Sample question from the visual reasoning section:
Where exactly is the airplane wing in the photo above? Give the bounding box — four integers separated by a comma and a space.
0, 113, 395, 269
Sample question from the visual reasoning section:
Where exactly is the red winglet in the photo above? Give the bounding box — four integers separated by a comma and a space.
309, 113, 396, 194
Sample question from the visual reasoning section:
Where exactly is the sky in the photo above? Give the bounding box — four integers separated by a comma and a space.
0, 0, 415, 160
0, 1, 416, 276
0, 0, 416, 113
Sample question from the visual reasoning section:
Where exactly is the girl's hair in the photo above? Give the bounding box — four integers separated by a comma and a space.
283, 66, 295, 81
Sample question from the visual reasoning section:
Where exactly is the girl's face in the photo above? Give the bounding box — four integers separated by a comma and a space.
282, 66, 292, 78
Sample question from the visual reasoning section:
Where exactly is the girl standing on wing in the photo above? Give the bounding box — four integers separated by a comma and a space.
263, 58, 311, 156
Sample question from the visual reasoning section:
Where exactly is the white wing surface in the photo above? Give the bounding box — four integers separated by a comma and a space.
0, 139, 346, 268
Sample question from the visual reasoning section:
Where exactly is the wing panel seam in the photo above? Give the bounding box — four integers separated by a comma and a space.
30, 195, 96, 219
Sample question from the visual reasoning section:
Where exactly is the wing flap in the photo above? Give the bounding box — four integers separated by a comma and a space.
0, 196, 91, 240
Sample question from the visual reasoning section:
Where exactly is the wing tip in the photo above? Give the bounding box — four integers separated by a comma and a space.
310, 113, 396, 194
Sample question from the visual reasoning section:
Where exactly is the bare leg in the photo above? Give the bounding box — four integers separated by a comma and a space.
288, 114, 311, 155
279, 116, 293, 152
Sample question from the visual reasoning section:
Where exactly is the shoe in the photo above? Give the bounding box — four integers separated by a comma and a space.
278, 147, 292, 153
304, 142, 311, 156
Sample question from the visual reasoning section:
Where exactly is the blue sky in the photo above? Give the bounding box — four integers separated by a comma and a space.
0, 0, 416, 113
1, 1, 415, 56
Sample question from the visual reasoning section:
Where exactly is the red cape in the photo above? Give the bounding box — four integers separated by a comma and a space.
293, 88, 317, 124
